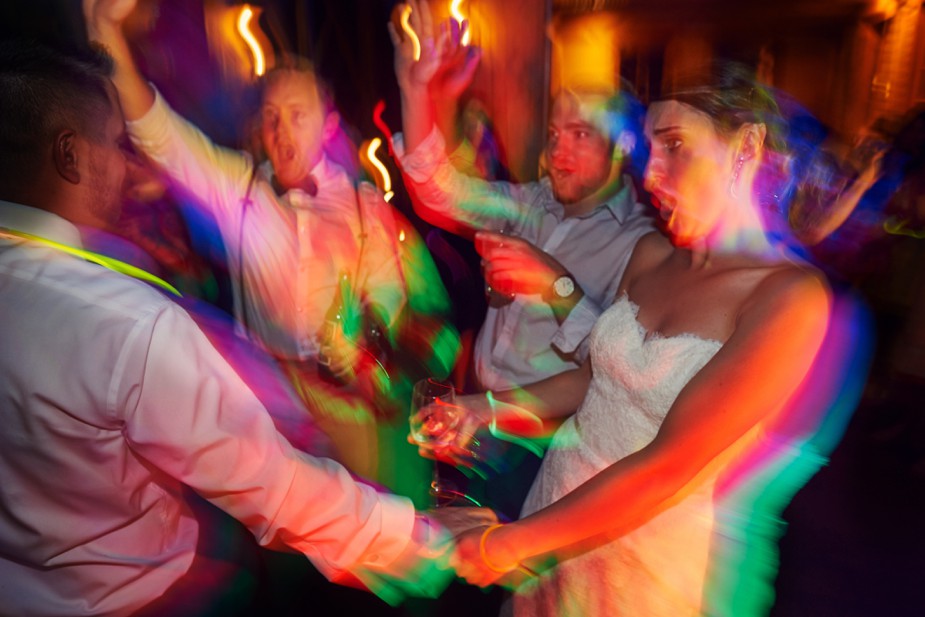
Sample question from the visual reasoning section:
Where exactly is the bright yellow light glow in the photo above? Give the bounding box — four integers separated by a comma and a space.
450, 0, 470, 46
237, 5, 265, 76
399, 229, 406, 242
366, 137, 394, 202
400, 4, 421, 61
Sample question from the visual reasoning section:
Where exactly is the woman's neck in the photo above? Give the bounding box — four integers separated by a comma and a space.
687, 198, 785, 269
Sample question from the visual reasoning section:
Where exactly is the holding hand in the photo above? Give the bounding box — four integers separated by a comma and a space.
408, 392, 491, 468
475, 231, 573, 298
317, 329, 362, 384
409, 391, 547, 468
451, 523, 534, 588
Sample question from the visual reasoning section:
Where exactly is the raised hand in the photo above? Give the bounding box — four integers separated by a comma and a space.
430, 18, 481, 103
388, 0, 447, 93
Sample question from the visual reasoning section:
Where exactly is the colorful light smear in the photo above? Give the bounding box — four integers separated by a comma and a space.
236, 5, 265, 76
450, 0, 471, 46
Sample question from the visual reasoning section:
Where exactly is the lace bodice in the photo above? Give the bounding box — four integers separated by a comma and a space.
515, 295, 725, 616
531, 294, 723, 503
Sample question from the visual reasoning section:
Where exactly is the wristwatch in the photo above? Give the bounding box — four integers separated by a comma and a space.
550, 274, 576, 300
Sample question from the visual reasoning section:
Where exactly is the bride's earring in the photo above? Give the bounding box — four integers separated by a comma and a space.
729, 156, 745, 198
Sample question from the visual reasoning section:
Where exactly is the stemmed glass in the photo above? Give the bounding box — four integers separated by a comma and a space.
409, 378, 481, 507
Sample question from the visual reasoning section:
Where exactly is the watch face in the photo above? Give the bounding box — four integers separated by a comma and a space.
554, 275, 575, 298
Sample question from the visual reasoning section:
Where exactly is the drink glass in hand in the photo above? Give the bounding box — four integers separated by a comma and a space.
476, 224, 516, 308
410, 379, 460, 448
409, 379, 483, 507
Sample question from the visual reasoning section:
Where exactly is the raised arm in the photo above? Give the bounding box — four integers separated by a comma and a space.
83, 0, 155, 120
453, 269, 832, 584
86, 0, 254, 236
388, 0, 445, 155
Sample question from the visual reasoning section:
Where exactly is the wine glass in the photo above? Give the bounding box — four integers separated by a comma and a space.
409, 379, 482, 507
410, 379, 459, 446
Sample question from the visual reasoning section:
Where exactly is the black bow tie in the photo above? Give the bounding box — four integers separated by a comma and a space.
272, 174, 318, 197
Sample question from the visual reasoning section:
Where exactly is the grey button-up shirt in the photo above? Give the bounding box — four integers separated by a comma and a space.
396, 127, 655, 391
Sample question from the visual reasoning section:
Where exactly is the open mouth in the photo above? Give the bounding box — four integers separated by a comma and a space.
277, 145, 296, 163
651, 193, 677, 221
551, 167, 573, 181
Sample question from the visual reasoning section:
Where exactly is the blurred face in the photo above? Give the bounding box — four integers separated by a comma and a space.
260, 70, 329, 190
546, 92, 615, 209
84, 89, 129, 226
643, 100, 735, 246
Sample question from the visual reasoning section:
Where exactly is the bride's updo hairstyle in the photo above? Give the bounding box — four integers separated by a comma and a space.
657, 62, 800, 246
657, 62, 788, 155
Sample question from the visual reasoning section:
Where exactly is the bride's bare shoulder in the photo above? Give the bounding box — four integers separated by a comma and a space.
743, 262, 831, 326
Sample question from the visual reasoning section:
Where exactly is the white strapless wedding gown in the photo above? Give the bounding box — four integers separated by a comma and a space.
514, 294, 808, 616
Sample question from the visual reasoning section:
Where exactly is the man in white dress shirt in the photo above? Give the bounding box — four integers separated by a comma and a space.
0, 38, 491, 617
84, 0, 458, 482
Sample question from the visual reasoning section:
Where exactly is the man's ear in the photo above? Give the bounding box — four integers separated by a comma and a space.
53, 130, 80, 185
321, 110, 341, 143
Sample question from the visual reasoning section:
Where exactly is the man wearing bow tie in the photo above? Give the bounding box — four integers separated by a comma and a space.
86, 0, 410, 481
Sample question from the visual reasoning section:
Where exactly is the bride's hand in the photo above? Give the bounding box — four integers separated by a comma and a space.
451, 524, 525, 587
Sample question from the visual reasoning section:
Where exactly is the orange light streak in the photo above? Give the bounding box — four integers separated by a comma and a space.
237, 5, 265, 76
450, 0, 470, 46
399, 4, 422, 61
366, 138, 394, 202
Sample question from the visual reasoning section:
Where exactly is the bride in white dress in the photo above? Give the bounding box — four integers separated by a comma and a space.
429, 66, 863, 616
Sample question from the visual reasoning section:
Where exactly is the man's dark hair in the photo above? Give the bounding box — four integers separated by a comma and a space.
0, 39, 114, 186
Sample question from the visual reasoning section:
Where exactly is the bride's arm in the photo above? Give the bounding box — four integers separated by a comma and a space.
452, 268, 831, 584
485, 361, 592, 427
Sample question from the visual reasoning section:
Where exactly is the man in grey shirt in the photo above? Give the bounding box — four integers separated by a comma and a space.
391, 4, 655, 394
390, 2, 655, 519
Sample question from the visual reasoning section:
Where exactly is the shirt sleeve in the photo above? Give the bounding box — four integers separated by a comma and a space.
550, 294, 604, 362
126, 88, 254, 228
118, 302, 424, 580
552, 215, 657, 361
393, 126, 529, 234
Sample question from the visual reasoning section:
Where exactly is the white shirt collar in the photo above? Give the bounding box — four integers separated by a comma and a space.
0, 200, 84, 248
